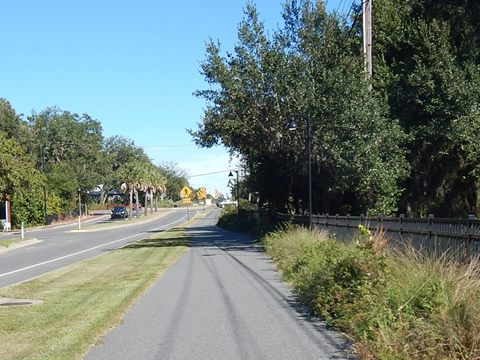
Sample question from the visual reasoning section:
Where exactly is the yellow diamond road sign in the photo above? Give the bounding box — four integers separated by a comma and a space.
197, 187, 206, 200
180, 186, 192, 198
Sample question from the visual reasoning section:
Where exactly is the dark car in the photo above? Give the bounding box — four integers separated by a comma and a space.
111, 206, 128, 219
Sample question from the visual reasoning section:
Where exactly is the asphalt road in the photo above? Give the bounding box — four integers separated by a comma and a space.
0, 208, 195, 288
85, 209, 354, 360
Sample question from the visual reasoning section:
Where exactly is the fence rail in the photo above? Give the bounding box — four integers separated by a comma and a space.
277, 213, 480, 260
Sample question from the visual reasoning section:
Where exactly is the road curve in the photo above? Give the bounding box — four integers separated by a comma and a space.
85, 209, 354, 360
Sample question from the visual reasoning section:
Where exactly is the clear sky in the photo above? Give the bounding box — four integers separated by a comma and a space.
1, 0, 352, 197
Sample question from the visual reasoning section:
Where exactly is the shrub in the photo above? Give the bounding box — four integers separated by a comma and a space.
217, 206, 263, 236
263, 226, 480, 359
265, 226, 390, 340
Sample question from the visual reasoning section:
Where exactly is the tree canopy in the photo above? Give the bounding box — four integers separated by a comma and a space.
191, 0, 480, 217
0, 99, 189, 228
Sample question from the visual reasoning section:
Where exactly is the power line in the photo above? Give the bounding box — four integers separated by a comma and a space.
346, 0, 363, 40
344, 0, 357, 23
336, 0, 343, 13
340, 0, 349, 15
140, 144, 195, 149
187, 168, 239, 178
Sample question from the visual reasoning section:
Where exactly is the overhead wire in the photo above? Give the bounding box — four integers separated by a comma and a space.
187, 169, 237, 178
336, 0, 346, 14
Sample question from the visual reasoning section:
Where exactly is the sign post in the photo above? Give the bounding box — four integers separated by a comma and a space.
197, 187, 207, 211
180, 186, 192, 220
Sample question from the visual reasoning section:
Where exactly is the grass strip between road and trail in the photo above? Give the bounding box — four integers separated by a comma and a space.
0, 227, 191, 360
0, 239, 18, 248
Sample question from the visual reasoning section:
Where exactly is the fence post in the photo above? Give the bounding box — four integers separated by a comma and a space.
325, 213, 328, 227
467, 214, 475, 260
399, 214, 404, 237
428, 214, 434, 253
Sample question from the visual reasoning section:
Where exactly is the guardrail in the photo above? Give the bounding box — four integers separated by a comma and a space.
276, 213, 480, 260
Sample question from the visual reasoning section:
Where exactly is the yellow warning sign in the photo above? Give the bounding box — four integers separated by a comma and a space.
197, 187, 207, 200
180, 186, 192, 198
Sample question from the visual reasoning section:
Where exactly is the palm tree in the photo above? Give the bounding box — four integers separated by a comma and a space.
142, 165, 167, 215
118, 161, 142, 219
151, 167, 167, 213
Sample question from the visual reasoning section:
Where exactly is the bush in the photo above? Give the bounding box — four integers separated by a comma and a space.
264, 227, 389, 338
263, 226, 480, 359
217, 206, 262, 235
11, 187, 45, 227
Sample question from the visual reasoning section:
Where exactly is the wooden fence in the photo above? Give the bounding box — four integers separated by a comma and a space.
275, 213, 480, 260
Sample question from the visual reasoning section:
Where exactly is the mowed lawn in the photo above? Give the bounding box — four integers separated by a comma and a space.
0, 228, 190, 360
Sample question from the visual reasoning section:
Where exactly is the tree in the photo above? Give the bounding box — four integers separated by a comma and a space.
0, 99, 169, 225
101, 136, 150, 205
0, 98, 31, 147
190, 1, 408, 215
374, 0, 480, 216
0, 131, 44, 226
28, 107, 105, 214
138, 164, 167, 215
158, 162, 188, 202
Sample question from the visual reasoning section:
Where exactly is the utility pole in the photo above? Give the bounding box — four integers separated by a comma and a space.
5, 194, 11, 231
78, 187, 82, 230
363, 0, 372, 85
41, 145, 48, 225
307, 116, 312, 228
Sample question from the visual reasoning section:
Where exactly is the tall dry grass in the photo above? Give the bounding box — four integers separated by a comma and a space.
263, 225, 480, 359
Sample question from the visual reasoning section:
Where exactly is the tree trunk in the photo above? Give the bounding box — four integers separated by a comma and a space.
144, 190, 148, 216
135, 189, 139, 217
129, 190, 133, 219
101, 189, 107, 206
150, 190, 154, 214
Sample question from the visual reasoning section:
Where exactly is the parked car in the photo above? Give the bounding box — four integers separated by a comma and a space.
111, 206, 128, 219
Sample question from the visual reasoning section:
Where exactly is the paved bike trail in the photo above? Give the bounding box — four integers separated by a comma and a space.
85, 210, 354, 360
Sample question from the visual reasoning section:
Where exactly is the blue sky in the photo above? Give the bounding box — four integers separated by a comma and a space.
1, 0, 352, 197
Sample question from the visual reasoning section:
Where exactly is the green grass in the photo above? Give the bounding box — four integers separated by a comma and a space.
0, 238, 33, 248
0, 239, 18, 248
263, 225, 480, 359
0, 228, 190, 360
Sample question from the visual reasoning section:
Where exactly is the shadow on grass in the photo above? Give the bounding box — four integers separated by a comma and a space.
122, 236, 190, 249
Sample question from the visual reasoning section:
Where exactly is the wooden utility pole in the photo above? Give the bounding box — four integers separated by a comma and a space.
363, 0, 372, 84
3, 194, 12, 231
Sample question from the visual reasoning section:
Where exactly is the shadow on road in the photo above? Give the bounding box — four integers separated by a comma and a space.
188, 225, 264, 253
186, 224, 356, 359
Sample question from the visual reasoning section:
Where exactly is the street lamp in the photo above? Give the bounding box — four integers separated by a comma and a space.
288, 116, 313, 227
228, 170, 239, 213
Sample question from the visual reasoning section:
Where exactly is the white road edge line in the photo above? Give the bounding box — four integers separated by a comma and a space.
0, 216, 187, 279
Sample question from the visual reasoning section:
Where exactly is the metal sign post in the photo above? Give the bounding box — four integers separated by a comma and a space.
180, 186, 192, 221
